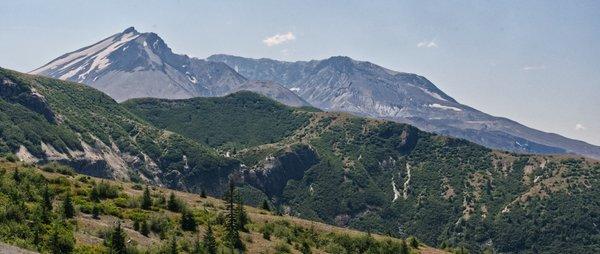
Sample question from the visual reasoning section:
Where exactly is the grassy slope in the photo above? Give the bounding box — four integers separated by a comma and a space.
125, 95, 600, 253
0, 158, 445, 254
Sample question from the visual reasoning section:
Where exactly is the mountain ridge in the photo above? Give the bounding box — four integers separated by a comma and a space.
207, 54, 600, 160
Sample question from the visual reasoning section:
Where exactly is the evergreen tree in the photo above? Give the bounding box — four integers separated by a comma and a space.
224, 180, 243, 250
133, 220, 140, 231
408, 236, 419, 249
167, 192, 180, 212
192, 238, 202, 254
110, 222, 127, 254
90, 185, 100, 202
169, 236, 178, 254
236, 196, 249, 232
300, 240, 311, 254
180, 209, 197, 231
140, 220, 150, 236
203, 224, 217, 254
261, 199, 270, 211
63, 193, 74, 218
48, 221, 75, 254
92, 204, 100, 219
41, 187, 52, 223
400, 240, 409, 254
43, 185, 53, 210
141, 185, 152, 210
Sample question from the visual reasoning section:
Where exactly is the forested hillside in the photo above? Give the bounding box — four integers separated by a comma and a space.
126, 93, 600, 253
0, 68, 237, 194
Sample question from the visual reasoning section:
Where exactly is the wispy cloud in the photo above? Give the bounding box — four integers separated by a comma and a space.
417, 39, 438, 48
263, 32, 295, 47
575, 123, 586, 131
522, 65, 546, 71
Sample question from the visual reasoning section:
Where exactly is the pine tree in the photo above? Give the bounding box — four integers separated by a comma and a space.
90, 185, 100, 202
300, 240, 311, 254
261, 199, 270, 211
92, 204, 100, 219
167, 192, 180, 212
169, 236, 178, 254
181, 209, 197, 231
110, 222, 127, 254
236, 196, 249, 232
133, 220, 140, 231
224, 180, 243, 250
41, 186, 53, 223
43, 185, 53, 210
400, 239, 409, 254
408, 236, 419, 249
140, 220, 150, 237
48, 221, 75, 254
203, 224, 217, 254
63, 193, 74, 219
141, 185, 152, 210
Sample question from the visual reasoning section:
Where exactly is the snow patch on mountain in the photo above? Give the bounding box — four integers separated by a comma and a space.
428, 103, 462, 112
419, 87, 447, 102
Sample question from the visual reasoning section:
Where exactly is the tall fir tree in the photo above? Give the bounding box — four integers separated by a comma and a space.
141, 185, 152, 210
110, 222, 127, 254
43, 185, 53, 210
180, 209, 197, 231
63, 193, 74, 219
167, 192, 180, 212
48, 221, 75, 254
140, 220, 150, 236
224, 180, 243, 250
169, 236, 178, 254
236, 196, 249, 232
203, 224, 217, 254
261, 199, 270, 211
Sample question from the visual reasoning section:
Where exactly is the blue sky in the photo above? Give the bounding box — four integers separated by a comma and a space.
1, 0, 599, 145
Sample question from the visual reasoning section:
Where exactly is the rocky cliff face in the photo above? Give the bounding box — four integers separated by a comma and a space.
240, 144, 319, 197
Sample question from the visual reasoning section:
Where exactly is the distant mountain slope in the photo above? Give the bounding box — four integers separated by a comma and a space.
31, 27, 246, 102
208, 54, 600, 159
30, 27, 308, 107
234, 80, 311, 107
0, 67, 237, 193
125, 92, 600, 253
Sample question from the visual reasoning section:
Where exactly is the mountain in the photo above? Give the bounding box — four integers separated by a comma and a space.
30, 27, 246, 102
0, 159, 430, 254
207, 54, 600, 160
29, 27, 308, 107
125, 92, 600, 254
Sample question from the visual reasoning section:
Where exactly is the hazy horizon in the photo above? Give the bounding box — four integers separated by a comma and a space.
1, 0, 599, 145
